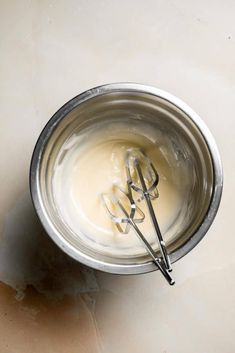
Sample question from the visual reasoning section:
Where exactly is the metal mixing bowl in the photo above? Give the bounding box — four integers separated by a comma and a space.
30, 83, 223, 274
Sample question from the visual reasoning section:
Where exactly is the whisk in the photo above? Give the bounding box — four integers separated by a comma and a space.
102, 146, 174, 284
126, 149, 172, 272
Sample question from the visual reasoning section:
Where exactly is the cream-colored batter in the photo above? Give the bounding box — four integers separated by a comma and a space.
52, 120, 190, 257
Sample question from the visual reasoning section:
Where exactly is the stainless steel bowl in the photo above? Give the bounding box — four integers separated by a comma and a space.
30, 83, 223, 274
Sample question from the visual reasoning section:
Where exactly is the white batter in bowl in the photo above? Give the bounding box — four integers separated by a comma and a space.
52, 119, 193, 257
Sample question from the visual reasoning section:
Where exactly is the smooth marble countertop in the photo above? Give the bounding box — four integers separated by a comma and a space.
0, 1, 234, 352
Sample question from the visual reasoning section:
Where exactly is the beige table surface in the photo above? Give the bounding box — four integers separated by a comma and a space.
0, 1, 234, 352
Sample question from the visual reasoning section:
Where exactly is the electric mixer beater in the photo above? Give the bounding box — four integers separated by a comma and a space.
102, 148, 174, 285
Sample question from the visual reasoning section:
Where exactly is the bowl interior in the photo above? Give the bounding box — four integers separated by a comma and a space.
36, 90, 214, 272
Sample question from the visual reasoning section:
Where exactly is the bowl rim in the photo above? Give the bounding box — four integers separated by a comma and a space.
30, 83, 223, 274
